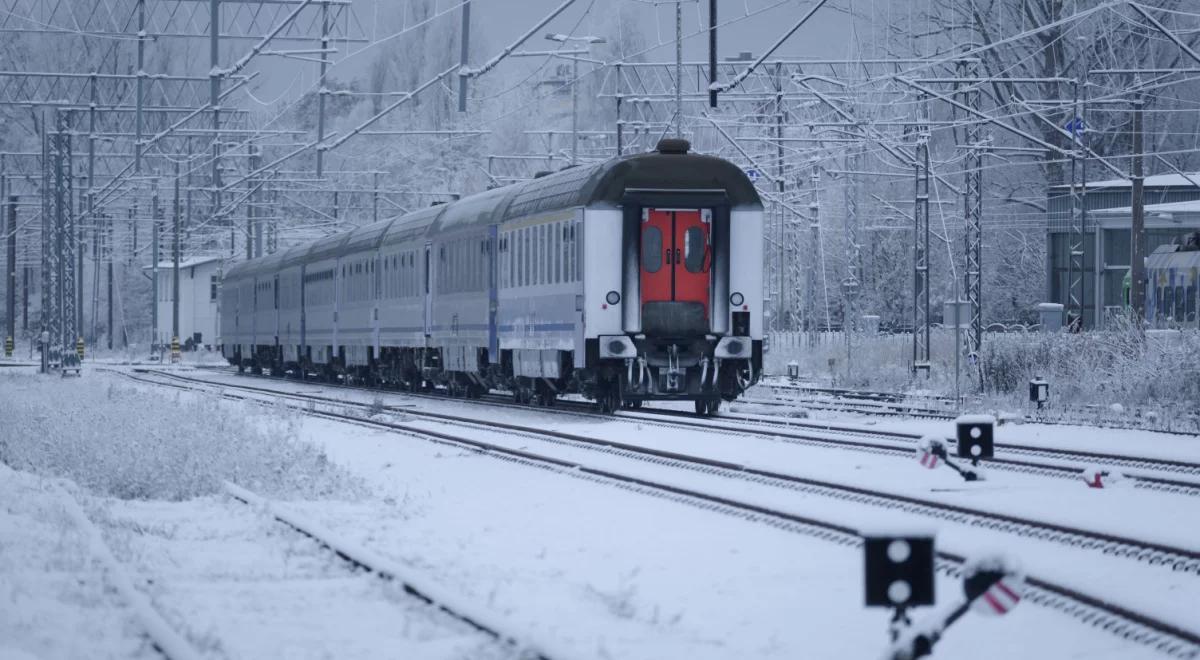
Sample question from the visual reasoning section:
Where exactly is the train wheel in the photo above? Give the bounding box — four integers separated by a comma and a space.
631, 400, 642, 409
694, 400, 707, 416
707, 399, 720, 416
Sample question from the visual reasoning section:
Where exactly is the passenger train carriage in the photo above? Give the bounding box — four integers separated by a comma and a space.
220, 139, 764, 414
1146, 232, 1200, 328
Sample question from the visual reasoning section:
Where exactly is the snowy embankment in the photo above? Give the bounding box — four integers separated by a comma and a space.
0, 371, 507, 659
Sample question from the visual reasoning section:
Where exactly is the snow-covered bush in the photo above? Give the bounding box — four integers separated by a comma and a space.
766, 319, 1200, 414
0, 372, 365, 501
980, 322, 1200, 406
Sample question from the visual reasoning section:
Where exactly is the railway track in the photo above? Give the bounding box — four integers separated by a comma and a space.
117, 367, 1200, 657
224, 482, 553, 660
634, 407, 1200, 491
54, 461, 544, 660
757, 379, 1200, 436
151, 366, 1200, 496
52, 483, 205, 660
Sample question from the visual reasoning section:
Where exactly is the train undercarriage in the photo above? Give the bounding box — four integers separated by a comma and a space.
228, 338, 758, 416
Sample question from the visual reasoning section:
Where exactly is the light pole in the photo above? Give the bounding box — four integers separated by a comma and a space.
545, 33, 605, 166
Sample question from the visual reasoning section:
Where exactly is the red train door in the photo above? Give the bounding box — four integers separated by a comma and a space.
673, 210, 710, 316
641, 210, 673, 304
641, 209, 711, 317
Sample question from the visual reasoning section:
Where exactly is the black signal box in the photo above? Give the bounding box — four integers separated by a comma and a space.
956, 416, 995, 461
864, 535, 935, 608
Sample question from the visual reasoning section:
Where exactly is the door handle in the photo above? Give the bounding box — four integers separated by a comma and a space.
675, 248, 681, 264
665, 249, 672, 264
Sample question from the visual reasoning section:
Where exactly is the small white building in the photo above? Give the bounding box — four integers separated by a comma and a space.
142, 256, 223, 348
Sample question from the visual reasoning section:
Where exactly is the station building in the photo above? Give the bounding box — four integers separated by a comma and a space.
141, 256, 223, 349
1046, 173, 1200, 328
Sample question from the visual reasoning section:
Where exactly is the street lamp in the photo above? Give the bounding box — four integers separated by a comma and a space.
544, 33, 606, 166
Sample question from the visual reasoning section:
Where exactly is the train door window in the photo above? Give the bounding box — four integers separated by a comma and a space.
1176, 285, 1186, 320
643, 225, 663, 273
684, 226, 708, 273
1187, 285, 1197, 322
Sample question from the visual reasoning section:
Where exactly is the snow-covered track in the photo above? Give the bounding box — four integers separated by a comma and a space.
630, 407, 1200, 494
114, 368, 1200, 658
138, 366, 1200, 495
223, 482, 554, 660
758, 380, 1200, 436
185, 364, 1200, 494
123, 368, 1200, 574
53, 484, 206, 660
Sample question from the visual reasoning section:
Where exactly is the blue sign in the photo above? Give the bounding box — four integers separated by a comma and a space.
1065, 117, 1085, 138
745, 168, 760, 183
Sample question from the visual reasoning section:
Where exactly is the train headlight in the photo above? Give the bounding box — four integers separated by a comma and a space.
715, 336, 748, 358
729, 292, 745, 306
599, 335, 636, 359
606, 290, 622, 305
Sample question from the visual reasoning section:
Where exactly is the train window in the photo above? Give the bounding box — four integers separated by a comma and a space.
520, 228, 528, 287
1187, 286, 1196, 322
643, 226, 663, 273
543, 224, 551, 284
684, 227, 707, 273
554, 222, 562, 284
565, 224, 572, 282
1176, 285, 1186, 321
535, 225, 543, 285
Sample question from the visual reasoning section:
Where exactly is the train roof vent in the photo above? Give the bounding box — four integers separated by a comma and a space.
655, 138, 690, 155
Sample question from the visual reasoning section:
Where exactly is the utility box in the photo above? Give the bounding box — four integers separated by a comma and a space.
956, 414, 995, 461
1036, 303, 1064, 332
1029, 377, 1049, 408
861, 314, 880, 335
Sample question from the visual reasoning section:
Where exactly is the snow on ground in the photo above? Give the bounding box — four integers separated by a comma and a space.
2, 366, 1195, 658
0, 466, 150, 660
285, 413, 1166, 659
90, 495, 511, 659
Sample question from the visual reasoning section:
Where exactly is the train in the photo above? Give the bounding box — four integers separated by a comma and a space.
1146, 231, 1200, 328
220, 138, 764, 414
